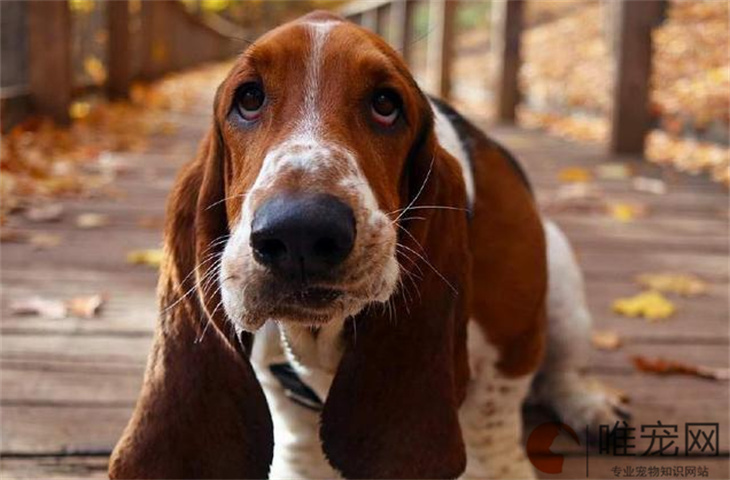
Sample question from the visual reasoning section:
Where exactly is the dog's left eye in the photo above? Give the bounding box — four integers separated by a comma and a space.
371, 89, 401, 126
235, 84, 266, 121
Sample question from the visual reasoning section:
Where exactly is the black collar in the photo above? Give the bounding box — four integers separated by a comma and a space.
269, 362, 324, 412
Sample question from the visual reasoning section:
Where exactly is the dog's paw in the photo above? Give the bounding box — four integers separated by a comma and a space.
533, 374, 630, 441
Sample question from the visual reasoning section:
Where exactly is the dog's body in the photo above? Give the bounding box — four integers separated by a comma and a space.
250, 100, 619, 479
110, 13, 623, 479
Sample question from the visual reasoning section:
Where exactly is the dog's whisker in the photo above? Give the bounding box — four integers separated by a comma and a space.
396, 243, 458, 295
393, 154, 435, 224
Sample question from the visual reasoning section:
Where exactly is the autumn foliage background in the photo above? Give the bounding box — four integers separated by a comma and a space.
1, 0, 728, 224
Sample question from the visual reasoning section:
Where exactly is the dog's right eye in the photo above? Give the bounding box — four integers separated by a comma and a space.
235, 84, 266, 121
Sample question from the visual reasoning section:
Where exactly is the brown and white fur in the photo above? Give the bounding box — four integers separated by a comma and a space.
110, 12, 624, 480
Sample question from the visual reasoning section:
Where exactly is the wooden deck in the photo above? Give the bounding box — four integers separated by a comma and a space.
1, 93, 728, 478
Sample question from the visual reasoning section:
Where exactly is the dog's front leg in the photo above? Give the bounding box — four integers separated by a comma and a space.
459, 322, 537, 480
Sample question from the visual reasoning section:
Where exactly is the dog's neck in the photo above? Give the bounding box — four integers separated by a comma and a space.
277, 319, 346, 401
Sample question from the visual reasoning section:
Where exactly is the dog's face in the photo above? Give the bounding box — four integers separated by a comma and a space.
214, 13, 431, 331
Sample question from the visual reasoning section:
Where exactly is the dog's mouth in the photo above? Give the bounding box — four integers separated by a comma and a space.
286, 286, 343, 310
257, 283, 347, 325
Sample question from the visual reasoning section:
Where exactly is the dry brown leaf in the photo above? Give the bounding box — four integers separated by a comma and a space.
137, 215, 164, 229
127, 248, 164, 267
597, 163, 632, 180
25, 204, 64, 223
632, 356, 729, 380
632, 177, 668, 195
591, 330, 622, 350
636, 272, 708, 297
10, 296, 67, 319
29, 233, 62, 249
75, 213, 110, 229
67, 294, 105, 318
612, 290, 676, 321
0, 229, 28, 243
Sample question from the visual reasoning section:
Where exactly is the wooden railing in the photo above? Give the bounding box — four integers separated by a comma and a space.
342, 0, 666, 156
1, 0, 245, 129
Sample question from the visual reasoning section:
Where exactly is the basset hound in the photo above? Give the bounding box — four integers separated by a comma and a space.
110, 11, 625, 479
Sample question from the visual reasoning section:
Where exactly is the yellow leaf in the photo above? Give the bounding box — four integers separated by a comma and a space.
612, 290, 676, 321
69, 101, 91, 120
558, 167, 592, 183
636, 272, 707, 297
608, 203, 646, 222
127, 249, 163, 268
84, 56, 107, 84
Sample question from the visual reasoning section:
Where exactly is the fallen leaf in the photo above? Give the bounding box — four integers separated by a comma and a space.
632, 356, 729, 380
636, 272, 708, 297
10, 296, 67, 319
67, 294, 105, 318
597, 163, 632, 180
84, 56, 108, 84
0, 229, 28, 243
25, 204, 64, 223
544, 183, 606, 214
137, 215, 164, 229
29, 233, 62, 249
127, 248, 163, 267
607, 202, 647, 222
612, 290, 676, 321
558, 167, 592, 183
591, 330, 622, 350
75, 213, 110, 229
632, 177, 667, 195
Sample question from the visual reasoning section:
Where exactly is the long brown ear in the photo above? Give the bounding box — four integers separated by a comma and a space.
109, 129, 273, 479
321, 137, 471, 478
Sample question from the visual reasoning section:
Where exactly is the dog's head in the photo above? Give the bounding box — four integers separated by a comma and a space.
112, 12, 471, 479
209, 11, 439, 331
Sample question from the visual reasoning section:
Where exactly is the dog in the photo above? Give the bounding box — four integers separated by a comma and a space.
109, 11, 625, 479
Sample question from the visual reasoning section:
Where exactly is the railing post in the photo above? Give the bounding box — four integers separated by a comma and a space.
27, 0, 72, 124
426, 0, 457, 99
491, 0, 523, 123
609, 0, 666, 155
107, 0, 131, 100
361, 8, 378, 32
376, 3, 392, 42
140, 0, 173, 80
391, 0, 415, 65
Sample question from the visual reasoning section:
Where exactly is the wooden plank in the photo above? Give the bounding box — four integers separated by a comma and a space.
27, 0, 71, 124
2, 372, 725, 455
1, 455, 727, 480
609, 0, 666, 154
426, 0, 457, 98
490, 0, 524, 122
0, 456, 109, 480
106, 0, 131, 100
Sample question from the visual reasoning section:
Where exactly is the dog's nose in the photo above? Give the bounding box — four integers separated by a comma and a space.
250, 193, 356, 279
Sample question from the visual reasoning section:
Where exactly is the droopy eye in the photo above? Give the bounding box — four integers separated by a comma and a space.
235, 83, 266, 121
371, 89, 401, 126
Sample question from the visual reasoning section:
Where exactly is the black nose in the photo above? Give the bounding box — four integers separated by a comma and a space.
250, 193, 356, 280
